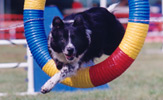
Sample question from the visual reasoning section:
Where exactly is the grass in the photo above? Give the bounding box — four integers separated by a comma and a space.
0, 45, 26, 63
0, 45, 27, 94
0, 43, 163, 100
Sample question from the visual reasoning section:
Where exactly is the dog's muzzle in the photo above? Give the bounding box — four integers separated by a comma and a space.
64, 47, 76, 61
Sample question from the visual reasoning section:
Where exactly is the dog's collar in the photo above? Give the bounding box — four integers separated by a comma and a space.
63, 20, 74, 24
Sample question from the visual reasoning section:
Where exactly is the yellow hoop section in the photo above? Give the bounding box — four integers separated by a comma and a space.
119, 22, 149, 59
24, 0, 46, 10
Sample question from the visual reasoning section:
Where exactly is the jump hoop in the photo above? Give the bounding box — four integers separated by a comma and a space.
23, 0, 149, 88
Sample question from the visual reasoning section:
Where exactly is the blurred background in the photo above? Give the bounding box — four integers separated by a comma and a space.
0, 0, 163, 100
0, 0, 162, 40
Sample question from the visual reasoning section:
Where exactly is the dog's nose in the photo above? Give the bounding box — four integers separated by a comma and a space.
67, 47, 74, 54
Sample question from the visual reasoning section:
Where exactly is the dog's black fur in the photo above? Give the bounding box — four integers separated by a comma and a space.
48, 7, 124, 68
42, 7, 124, 93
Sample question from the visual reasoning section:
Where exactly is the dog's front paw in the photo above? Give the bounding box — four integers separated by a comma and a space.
41, 80, 57, 94
41, 72, 61, 94
41, 86, 51, 94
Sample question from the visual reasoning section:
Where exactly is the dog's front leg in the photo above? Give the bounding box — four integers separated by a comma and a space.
41, 65, 70, 94
41, 63, 79, 94
41, 71, 62, 94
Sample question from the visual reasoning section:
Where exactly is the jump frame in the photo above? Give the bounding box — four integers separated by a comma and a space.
0, 39, 37, 96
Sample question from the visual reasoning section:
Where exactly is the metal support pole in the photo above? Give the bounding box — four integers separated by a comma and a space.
27, 46, 35, 94
100, 0, 107, 7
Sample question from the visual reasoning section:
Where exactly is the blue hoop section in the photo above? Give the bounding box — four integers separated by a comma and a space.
23, 0, 150, 88
128, 0, 149, 24
24, 10, 51, 68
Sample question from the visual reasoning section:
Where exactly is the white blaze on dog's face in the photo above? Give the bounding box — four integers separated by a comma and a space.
50, 16, 91, 63
63, 30, 76, 62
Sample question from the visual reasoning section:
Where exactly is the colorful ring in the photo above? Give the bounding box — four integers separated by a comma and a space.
23, 0, 149, 88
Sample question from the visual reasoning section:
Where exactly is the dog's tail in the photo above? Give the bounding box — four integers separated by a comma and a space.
107, 2, 120, 12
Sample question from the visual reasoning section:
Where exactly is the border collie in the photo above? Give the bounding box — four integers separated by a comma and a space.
41, 5, 125, 94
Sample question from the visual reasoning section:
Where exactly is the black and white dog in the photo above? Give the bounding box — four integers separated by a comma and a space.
41, 5, 125, 94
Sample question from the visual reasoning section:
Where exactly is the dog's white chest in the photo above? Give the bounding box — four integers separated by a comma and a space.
51, 51, 68, 63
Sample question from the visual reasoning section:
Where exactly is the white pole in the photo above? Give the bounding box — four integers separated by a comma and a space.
27, 46, 35, 94
100, 0, 107, 7
0, 39, 26, 45
0, 62, 27, 68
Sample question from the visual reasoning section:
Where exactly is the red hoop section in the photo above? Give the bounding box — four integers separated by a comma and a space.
90, 47, 134, 86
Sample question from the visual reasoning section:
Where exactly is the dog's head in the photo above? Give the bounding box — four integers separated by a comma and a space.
50, 16, 91, 62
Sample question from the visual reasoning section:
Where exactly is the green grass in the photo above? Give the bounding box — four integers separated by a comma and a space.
0, 68, 27, 93
0, 45, 27, 93
0, 43, 163, 100
0, 45, 26, 63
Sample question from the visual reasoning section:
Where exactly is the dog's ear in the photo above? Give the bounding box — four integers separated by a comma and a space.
73, 15, 84, 26
52, 16, 64, 29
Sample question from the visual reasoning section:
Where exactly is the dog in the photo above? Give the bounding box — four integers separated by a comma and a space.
41, 5, 125, 94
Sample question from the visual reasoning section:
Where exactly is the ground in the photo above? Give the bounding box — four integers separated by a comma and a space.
0, 42, 163, 100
